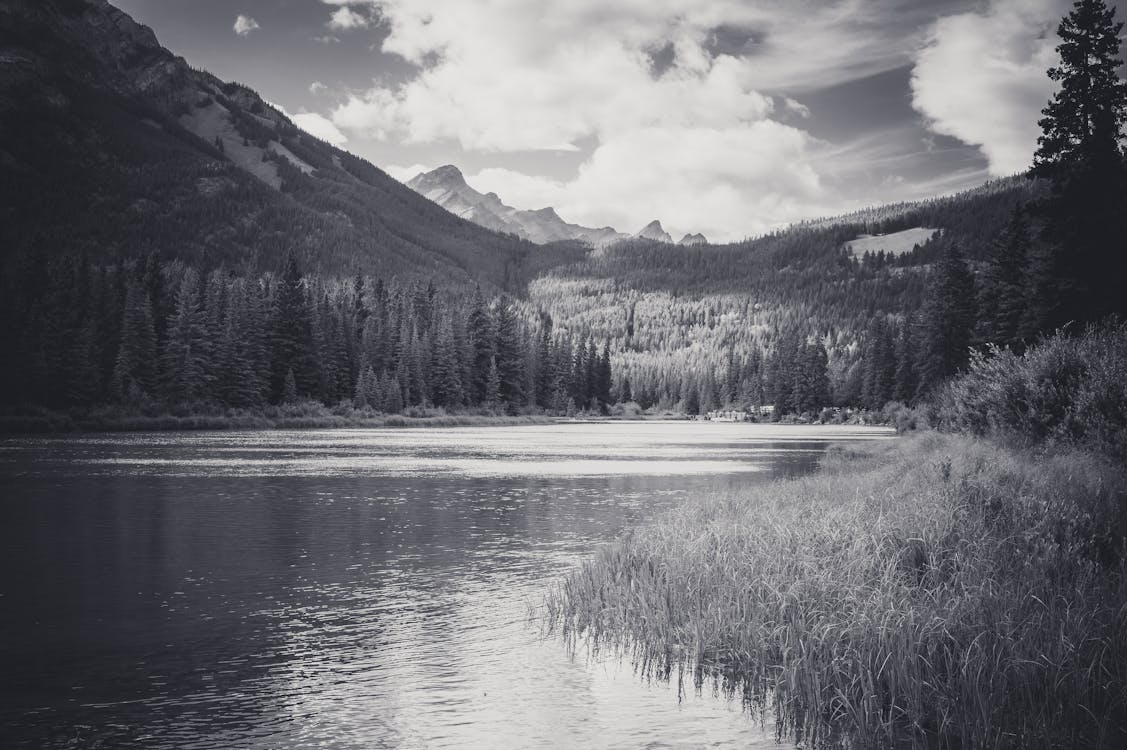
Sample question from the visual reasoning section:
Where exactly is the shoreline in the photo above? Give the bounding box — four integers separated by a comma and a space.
0, 406, 899, 435
545, 431, 1127, 748
0, 407, 558, 434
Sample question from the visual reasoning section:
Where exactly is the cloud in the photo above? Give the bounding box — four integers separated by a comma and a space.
329, 0, 1003, 237
292, 113, 349, 146
233, 14, 260, 37
327, 6, 371, 30
309, 81, 328, 95
459, 123, 824, 242
384, 163, 433, 183
911, 0, 1067, 176
268, 101, 349, 146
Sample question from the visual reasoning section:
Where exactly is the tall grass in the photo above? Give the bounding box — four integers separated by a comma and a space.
545, 433, 1127, 748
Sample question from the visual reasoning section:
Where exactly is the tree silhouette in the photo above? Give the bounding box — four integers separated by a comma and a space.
1031, 0, 1127, 327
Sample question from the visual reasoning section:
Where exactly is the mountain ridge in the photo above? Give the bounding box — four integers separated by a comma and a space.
407, 164, 631, 247
0, 0, 587, 289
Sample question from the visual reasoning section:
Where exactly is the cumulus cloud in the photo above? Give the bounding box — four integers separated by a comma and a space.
384, 163, 434, 183
292, 113, 349, 146
329, 0, 1005, 238
454, 123, 824, 242
269, 101, 350, 146
233, 14, 260, 37
911, 0, 1067, 176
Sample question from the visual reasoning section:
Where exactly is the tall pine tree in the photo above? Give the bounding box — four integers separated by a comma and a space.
1030, 0, 1127, 327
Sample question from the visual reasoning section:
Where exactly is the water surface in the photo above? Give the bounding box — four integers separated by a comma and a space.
0, 422, 891, 749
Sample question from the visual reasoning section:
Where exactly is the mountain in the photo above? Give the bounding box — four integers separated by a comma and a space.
678, 233, 708, 246
635, 220, 673, 243
407, 165, 628, 247
0, 0, 586, 289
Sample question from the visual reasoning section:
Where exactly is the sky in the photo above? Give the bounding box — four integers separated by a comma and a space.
112, 0, 1103, 242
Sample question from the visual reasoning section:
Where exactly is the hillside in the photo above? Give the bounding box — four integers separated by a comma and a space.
524, 175, 1044, 409
0, 0, 585, 290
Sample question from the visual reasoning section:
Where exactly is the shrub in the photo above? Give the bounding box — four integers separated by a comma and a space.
936, 323, 1127, 458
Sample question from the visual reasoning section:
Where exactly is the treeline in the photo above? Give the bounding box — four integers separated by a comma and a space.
0, 254, 614, 416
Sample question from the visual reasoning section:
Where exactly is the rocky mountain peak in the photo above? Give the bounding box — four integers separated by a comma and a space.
635, 220, 673, 243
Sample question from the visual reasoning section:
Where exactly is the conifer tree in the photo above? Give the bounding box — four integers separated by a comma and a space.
893, 321, 918, 404
162, 270, 213, 404
978, 209, 1031, 348
269, 256, 319, 402
111, 281, 158, 401
282, 368, 299, 404
492, 298, 525, 410
485, 355, 502, 408
466, 288, 495, 403
916, 244, 976, 396
1031, 0, 1127, 327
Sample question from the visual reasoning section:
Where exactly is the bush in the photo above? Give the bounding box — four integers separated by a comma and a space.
936, 323, 1127, 458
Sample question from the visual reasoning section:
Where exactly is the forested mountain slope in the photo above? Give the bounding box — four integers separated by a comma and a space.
525, 176, 1045, 410
0, 0, 585, 290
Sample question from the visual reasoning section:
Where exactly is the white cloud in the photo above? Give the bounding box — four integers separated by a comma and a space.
292, 113, 349, 146
329, 0, 1010, 238
268, 101, 349, 147
461, 123, 824, 242
911, 0, 1067, 176
327, 6, 370, 30
309, 81, 328, 95
233, 14, 260, 37
783, 97, 811, 118
384, 163, 434, 183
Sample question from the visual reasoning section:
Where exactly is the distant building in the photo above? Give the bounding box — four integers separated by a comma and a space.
706, 410, 749, 422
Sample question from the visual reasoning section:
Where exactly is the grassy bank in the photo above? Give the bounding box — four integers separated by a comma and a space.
546, 433, 1127, 748
0, 402, 556, 433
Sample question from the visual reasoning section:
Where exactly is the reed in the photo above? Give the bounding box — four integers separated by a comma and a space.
545, 433, 1127, 749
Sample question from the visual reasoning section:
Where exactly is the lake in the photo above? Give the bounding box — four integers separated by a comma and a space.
0, 422, 892, 749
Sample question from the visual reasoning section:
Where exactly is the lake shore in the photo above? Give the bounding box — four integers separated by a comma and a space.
0, 403, 558, 434
0, 404, 895, 434
546, 431, 1127, 748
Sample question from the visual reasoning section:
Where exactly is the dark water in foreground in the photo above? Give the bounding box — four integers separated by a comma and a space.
0, 422, 891, 749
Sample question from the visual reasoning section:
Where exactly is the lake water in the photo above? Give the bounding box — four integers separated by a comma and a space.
0, 422, 891, 749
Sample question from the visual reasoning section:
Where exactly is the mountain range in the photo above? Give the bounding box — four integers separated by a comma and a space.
406, 165, 708, 247
0, 0, 1039, 319
0, 0, 589, 290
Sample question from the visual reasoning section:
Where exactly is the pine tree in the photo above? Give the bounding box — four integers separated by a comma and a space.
161, 270, 213, 404
1031, 0, 1127, 327
111, 281, 158, 401
269, 256, 319, 403
281, 368, 298, 404
893, 321, 918, 404
430, 323, 464, 408
492, 298, 525, 411
485, 355, 502, 408
466, 288, 494, 403
978, 209, 1031, 348
795, 342, 829, 414
916, 244, 977, 396
595, 343, 612, 410
861, 317, 895, 410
